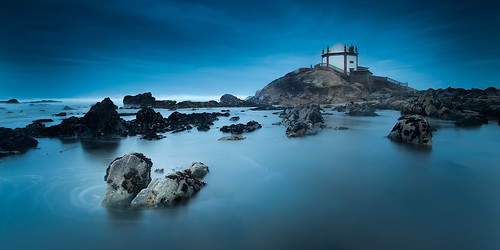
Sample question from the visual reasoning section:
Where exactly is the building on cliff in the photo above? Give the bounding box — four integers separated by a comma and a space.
317, 41, 408, 89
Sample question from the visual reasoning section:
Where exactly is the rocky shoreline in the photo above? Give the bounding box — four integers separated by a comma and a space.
1, 85, 498, 156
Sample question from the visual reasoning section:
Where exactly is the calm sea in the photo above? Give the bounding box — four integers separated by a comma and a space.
0, 99, 499, 249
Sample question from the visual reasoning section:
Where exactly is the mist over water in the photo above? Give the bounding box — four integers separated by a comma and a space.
0, 101, 499, 249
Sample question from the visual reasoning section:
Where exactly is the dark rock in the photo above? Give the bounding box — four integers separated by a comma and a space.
102, 152, 153, 206
54, 112, 67, 117
220, 94, 244, 107
346, 103, 378, 116
197, 124, 210, 131
280, 104, 324, 137
32, 119, 54, 123
6, 99, 19, 104
388, 115, 432, 146
81, 98, 125, 137
131, 162, 209, 207
166, 111, 224, 132
0, 127, 38, 156
63, 106, 74, 110
229, 116, 240, 122
455, 114, 488, 127
220, 121, 262, 134
118, 112, 137, 117
123, 92, 156, 106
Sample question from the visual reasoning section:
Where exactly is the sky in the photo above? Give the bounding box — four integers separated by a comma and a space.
0, 0, 499, 100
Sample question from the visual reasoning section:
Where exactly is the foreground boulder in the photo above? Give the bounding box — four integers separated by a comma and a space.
102, 152, 153, 206
0, 127, 38, 157
131, 162, 209, 207
388, 115, 432, 146
280, 104, 324, 137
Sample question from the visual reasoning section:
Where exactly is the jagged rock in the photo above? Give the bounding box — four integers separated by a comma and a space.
218, 135, 246, 141
220, 94, 244, 107
131, 162, 209, 207
388, 115, 432, 146
220, 121, 262, 134
166, 112, 225, 132
79, 98, 126, 137
0, 127, 38, 157
123, 92, 156, 106
280, 104, 324, 137
102, 152, 153, 206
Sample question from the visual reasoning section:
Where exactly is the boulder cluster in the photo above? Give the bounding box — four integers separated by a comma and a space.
279, 104, 324, 137
220, 121, 262, 134
102, 152, 209, 208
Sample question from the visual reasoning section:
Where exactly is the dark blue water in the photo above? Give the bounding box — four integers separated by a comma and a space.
1, 101, 499, 249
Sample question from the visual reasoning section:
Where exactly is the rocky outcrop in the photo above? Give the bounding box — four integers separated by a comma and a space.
220, 121, 262, 134
229, 116, 240, 122
123, 92, 156, 106
399, 87, 499, 124
166, 111, 229, 133
220, 94, 244, 107
0, 127, 38, 157
218, 135, 246, 141
128, 107, 166, 139
248, 67, 369, 105
102, 152, 153, 206
279, 104, 324, 137
131, 162, 209, 207
345, 103, 378, 116
81, 98, 125, 136
388, 115, 432, 146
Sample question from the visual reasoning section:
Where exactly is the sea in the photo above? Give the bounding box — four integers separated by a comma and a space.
0, 98, 499, 249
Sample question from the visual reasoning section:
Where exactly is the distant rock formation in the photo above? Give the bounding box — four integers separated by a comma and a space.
123, 92, 253, 109
279, 104, 324, 137
123, 92, 156, 106
388, 115, 432, 146
248, 67, 370, 105
102, 152, 153, 206
220, 94, 245, 107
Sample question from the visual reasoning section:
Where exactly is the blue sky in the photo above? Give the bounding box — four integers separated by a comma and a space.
0, 0, 499, 100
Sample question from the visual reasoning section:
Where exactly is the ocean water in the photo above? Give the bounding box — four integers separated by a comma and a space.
0, 100, 499, 249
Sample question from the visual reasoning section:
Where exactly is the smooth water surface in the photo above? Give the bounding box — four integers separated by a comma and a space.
1, 101, 499, 249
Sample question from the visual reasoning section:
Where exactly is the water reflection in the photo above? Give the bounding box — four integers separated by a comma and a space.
80, 138, 121, 163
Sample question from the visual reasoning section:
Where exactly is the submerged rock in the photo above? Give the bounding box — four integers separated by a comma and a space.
131, 162, 209, 208
388, 115, 432, 146
218, 135, 246, 141
280, 104, 324, 137
455, 114, 488, 127
220, 121, 262, 134
102, 152, 153, 206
